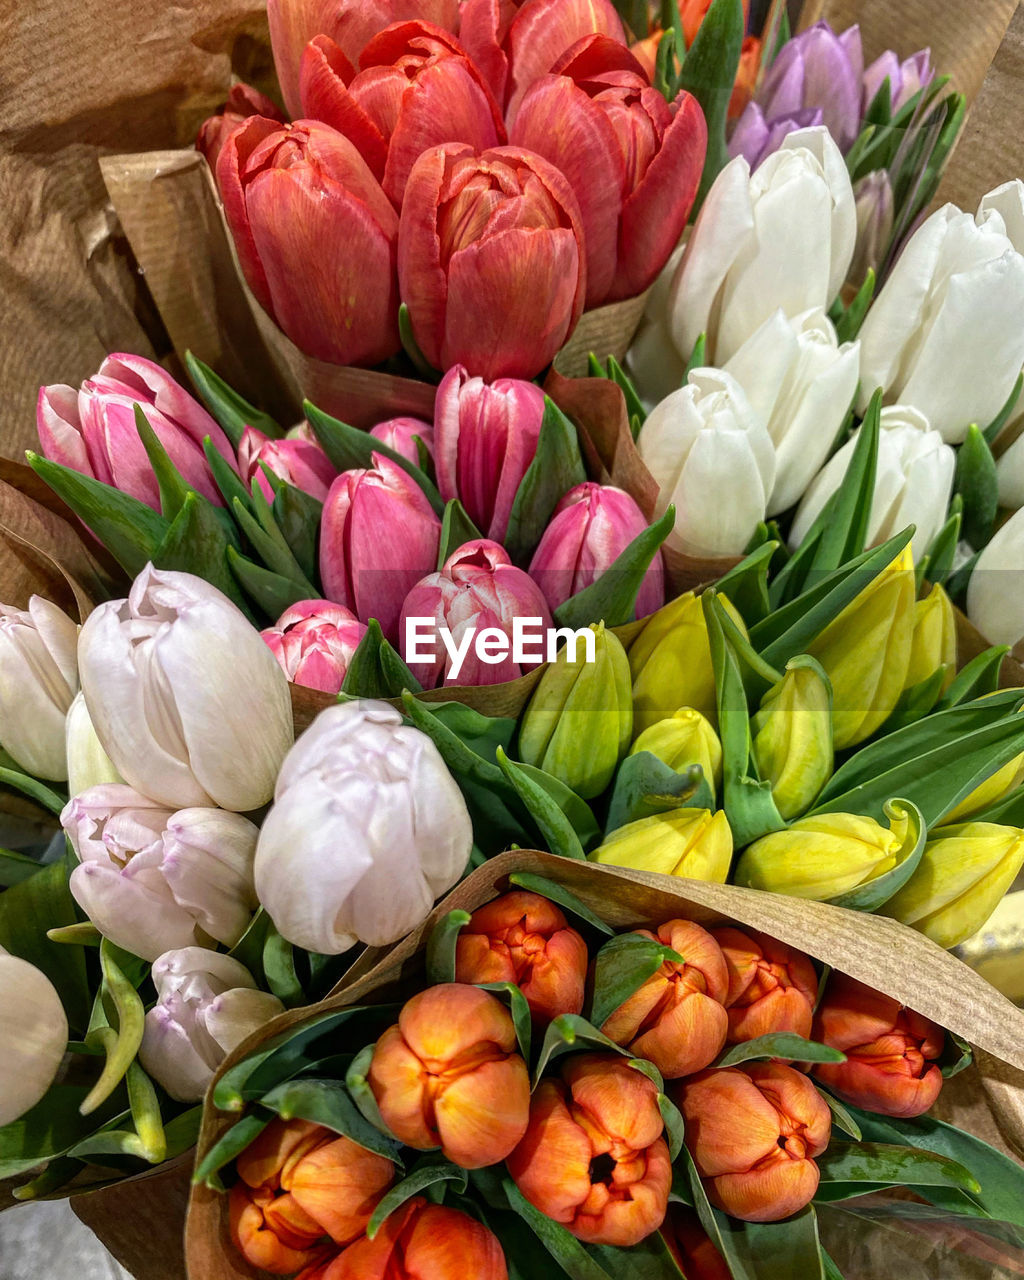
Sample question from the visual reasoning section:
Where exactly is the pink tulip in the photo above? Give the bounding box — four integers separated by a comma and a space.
261, 600, 367, 693
217, 117, 400, 368
237, 425, 336, 503
399, 143, 586, 381
400, 539, 552, 687
196, 83, 286, 173
434, 365, 544, 541
528, 482, 664, 617
320, 453, 442, 642
299, 23, 506, 205
369, 417, 435, 465
267, 0, 461, 118
37, 353, 235, 511
510, 36, 707, 306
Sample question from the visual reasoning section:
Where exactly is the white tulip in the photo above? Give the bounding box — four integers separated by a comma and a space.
0, 596, 78, 779
638, 368, 776, 557
64, 785, 259, 962
65, 691, 122, 797
724, 307, 861, 515
995, 390, 1024, 509
0, 948, 68, 1125
967, 506, 1024, 648
857, 180, 1024, 443
77, 564, 293, 811
790, 406, 955, 560
139, 947, 283, 1102
255, 700, 473, 954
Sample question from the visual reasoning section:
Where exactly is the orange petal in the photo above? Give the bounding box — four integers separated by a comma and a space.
676, 1069, 780, 1176
288, 1134, 396, 1245
435, 1053, 531, 1167
572, 1137, 672, 1247
369, 1023, 440, 1151
506, 1081, 593, 1223
564, 1054, 664, 1152
709, 1154, 820, 1223
398, 983, 517, 1063
236, 1119, 330, 1190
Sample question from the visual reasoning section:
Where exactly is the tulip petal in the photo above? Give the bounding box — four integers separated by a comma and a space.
70, 862, 199, 962
0, 955, 69, 1126
435, 1054, 531, 1166
216, 116, 284, 318
506, 0, 626, 117
299, 37, 389, 182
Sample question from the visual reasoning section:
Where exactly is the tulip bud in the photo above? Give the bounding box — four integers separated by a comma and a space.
140, 948, 284, 1103
528, 482, 665, 618
196, 82, 286, 172
601, 919, 729, 1078
518, 624, 632, 799
630, 708, 723, 801
751, 660, 833, 820
64, 786, 260, 962
863, 47, 934, 113
755, 22, 864, 152
881, 822, 1024, 950
369, 983, 530, 1168
967, 503, 1024, 648
65, 691, 122, 797
661, 1205, 731, 1280
254, 701, 472, 953
942, 750, 1024, 825
812, 974, 944, 1118
369, 417, 435, 466
78, 565, 294, 810
0, 948, 69, 1126
320, 453, 442, 644
37, 353, 236, 510
400, 539, 552, 687
433, 365, 545, 542
454, 890, 588, 1023
238, 426, 336, 504
261, 600, 367, 695
727, 103, 823, 170
735, 809, 907, 901
508, 1054, 671, 1246
849, 170, 894, 286
676, 1062, 831, 1221
638, 368, 776, 558
398, 143, 586, 381
0, 595, 78, 780
730, 35, 763, 121
592, 808, 733, 883
905, 583, 956, 694
712, 927, 818, 1044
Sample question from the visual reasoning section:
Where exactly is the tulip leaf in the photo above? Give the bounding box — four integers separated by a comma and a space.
262, 926, 305, 1007
533, 1014, 633, 1085
346, 1043, 401, 1143
656, 1088, 685, 1162
0, 1087, 131, 1182
437, 498, 484, 569
134, 405, 193, 522
712, 1206, 826, 1280
605, 355, 647, 430
554, 506, 675, 630
508, 872, 615, 936
818, 1091, 862, 1141
478, 982, 533, 1063
586, 1234, 689, 1280
204, 435, 254, 516
260, 1077, 404, 1164
504, 397, 587, 564
123, 1061, 167, 1164
983, 372, 1024, 446
185, 351, 284, 446
919, 502, 962, 587
228, 546, 309, 621
343, 620, 423, 698
936, 643, 1008, 710
398, 302, 442, 382
419, 700, 517, 762
939, 1031, 973, 1080
605, 753, 713, 833
193, 1108, 274, 1189
875, 666, 948, 737
496, 1177, 616, 1280
496, 748, 586, 860
954, 424, 999, 549
834, 269, 876, 344
589, 932, 683, 1030
675, 0, 744, 205
156, 491, 251, 617
714, 540, 777, 627
825, 798, 927, 913
714, 1035, 845, 1068
0, 847, 46, 888
425, 909, 472, 985
653, 25, 678, 101
970, 782, 1024, 828
10, 1157, 87, 1201
231, 493, 317, 596
816, 1142, 980, 1193
367, 1156, 468, 1239
269, 477, 323, 582
0, 765, 66, 817
80, 940, 147, 1116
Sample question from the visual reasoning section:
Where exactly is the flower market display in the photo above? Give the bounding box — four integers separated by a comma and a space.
2, 0, 1024, 1277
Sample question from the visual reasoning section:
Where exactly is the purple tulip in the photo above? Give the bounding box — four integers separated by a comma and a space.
238, 425, 337, 503
757, 22, 863, 153
261, 600, 367, 694
369, 417, 435, 466
862, 48, 934, 114
728, 102, 824, 169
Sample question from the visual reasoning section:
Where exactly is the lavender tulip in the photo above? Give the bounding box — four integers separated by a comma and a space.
863, 48, 934, 113
756, 22, 863, 153
728, 103, 823, 169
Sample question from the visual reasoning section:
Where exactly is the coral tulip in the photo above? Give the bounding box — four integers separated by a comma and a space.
196, 82, 285, 172
712, 927, 818, 1044
238, 425, 336, 503
261, 600, 367, 694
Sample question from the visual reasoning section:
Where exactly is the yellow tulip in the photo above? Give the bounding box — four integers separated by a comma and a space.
751, 659, 833, 820
591, 808, 733, 883
629, 707, 723, 800
905, 583, 956, 693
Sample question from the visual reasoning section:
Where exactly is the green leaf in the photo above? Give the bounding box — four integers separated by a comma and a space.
675, 0, 745, 207
496, 748, 586, 859
589, 932, 683, 1029
683, 333, 707, 382
125, 1061, 167, 1164
940, 1031, 973, 1080
954, 424, 999, 549
271, 479, 323, 582
713, 540, 777, 626
343, 620, 423, 698
507, 872, 615, 936
231, 494, 315, 593
820, 1091, 862, 1141
513, 760, 602, 849
185, 351, 283, 446
713, 1206, 826, 1280
605, 752, 712, 833
426, 909, 472, 985
656, 1088, 685, 1162
816, 1142, 980, 1193
368, 1156, 467, 1238
478, 982, 532, 1062
936, 644, 1008, 710
0, 767, 66, 816
81, 941, 147, 1116
437, 498, 484, 569
920, 503, 962, 586
261, 1077, 404, 1163
533, 1014, 630, 1085
0, 1083, 130, 1181
228, 547, 310, 621
983, 372, 1024, 446
193, 1110, 273, 1189
504, 397, 587, 563
0, 847, 46, 887
554, 506, 675, 630
419, 700, 517, 760
605, 356, 647, 430
714, 1034, 845, 1068
834, 269, 876, 344
653, 24, 678, 100
398, 302, 441, 381
499, 1176, 615, 1280
825, 798, 926, 912
203, 435, 254, 516
262, 926, 305, 1007
346, 1043, 397, 1140
134, 405, 194, 521
156, 491, 250, 616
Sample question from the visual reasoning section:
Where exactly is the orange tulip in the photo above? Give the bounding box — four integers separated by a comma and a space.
661, 1205, 732, 1280
676, 1063, 831, 1222
729, 35, 762, 119
713, 927, 818, 1044
599, 919, 729, 1078
368, 983, 530, 1168
454, 890, 588, 1023
812, 974, 945, 1118
507, 1053, 671, 1247
679, 0, 749, 47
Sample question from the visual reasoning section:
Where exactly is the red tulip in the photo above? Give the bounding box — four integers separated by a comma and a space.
217, 117, 400, 367
398, 143, 586, 381
299, 23, 506, 205
713, 926, 819, 1045
238, 425, 337, 502
368, 417, 434, 465
261, 600, 367, 693
197, 82, 285, 172
454, 889, 588, 1022
507, 1053, 671, 1246
812, 974, 945, 1119
510, 35, 707, 305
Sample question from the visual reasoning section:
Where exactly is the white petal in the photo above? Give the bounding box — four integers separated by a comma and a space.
779, 126, 856, 302
66, 691, 123, 797
672, 429, 770, 556
69, 861, 198, 961
161, 809, 259, 948
967, 507, 1024, 647
0, 954, 68, 1125
978, 179, 1024, 253
150, 946, 259, 999
722, 308, 797, 426
139, 1004, 214, 1103
202, 988, 285, 1057
997, 432, 1024, 509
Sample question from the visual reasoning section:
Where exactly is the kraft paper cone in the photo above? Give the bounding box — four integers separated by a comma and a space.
553, 289, 652, 379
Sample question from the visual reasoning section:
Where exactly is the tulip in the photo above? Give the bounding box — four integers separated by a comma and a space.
238, 426, 336, 503
881, 822, 1024, 950
433, 365, 544, 542
630, 707, 723, 800
942, 749, 1024, 825
722, 307, 860, 517
218, 118, 401, 367
849, 170, 894, 286
862, 47, 934, 113
712, 927, 818, 1044
64, 786, 260, 961
320, 453, 442, 644
0, 948, 69, 1126
727, 103, 824, 170
139, 948, 284, 1102
857, 181, 1024, 443
791, 407, 955, 561
730, 35, 762, 120
677, 1062, 831, 1221
601, 919, 729, 1077
266, 0, 461, 118
262, 600, 367, 695
591, 807, 733, 882
368, 416, 434, 465
750, 660, 833, 821
0, 595, 78, 780
755, 22, 863, 153
369, 983, 530, 1167
638, 368, 776, 557
78, 565, 294, 810
905, 583, 956, 695
518, 624, 632, 798
254, 700, 472, 953
398, 143, 586, 381
661, 1206, 731, 1280
812, 974, 944, 1118
65, 690, 122, 796
322, 1198, 508, 1279
996, 417, 1024, 511
967, 504, 1024, 648
735, 809, 908, 901
510, 36, 706, 307
37, 353, 235, 511
455, 890, 588, 1023
196, 82, 285, 172
528, 482, 665, 618
400, 539, 552, 687
507, 1053, 671, 1246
